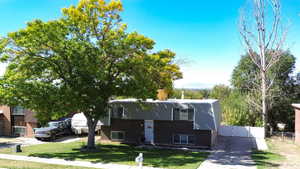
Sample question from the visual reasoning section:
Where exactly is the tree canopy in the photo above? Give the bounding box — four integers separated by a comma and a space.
231, 51, 297, 130
232, 51, 295, 94
0, 0, 182, 149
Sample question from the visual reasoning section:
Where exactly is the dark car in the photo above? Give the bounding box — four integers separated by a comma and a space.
62, 118, 73, 135
34, 121, 66, 141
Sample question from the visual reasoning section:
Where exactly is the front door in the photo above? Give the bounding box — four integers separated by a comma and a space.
144, 120, 154, 144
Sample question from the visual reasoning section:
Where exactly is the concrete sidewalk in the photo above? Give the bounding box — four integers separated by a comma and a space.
0, 153, 162, 169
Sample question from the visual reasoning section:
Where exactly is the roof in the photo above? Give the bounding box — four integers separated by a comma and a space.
110, 99, 218, 104
292, 104, 300, 109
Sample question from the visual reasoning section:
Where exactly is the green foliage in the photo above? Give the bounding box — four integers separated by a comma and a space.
232, 51, 296, 93
170, 89, 209, 99
222, 90, 262, 126
209, 85, 262, 126
0, 0, 182, 148
209, 85, 231, 100
231, 51, 297, 130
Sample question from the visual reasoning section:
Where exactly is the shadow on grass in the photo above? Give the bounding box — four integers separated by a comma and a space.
28, 144, 209, 168
252, 150, 283, 168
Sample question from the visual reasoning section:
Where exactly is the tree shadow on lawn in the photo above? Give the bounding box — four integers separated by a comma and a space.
252, 150, 283, 168
28, 144, 209, 168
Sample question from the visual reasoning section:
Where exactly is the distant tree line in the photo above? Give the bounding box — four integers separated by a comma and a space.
172, 51, 299, 132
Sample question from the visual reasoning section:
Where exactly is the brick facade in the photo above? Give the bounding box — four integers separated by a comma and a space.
0, 105, 38, 137
101, 118, 212, 148
26, 122, 38, 137
154, 120, 211, 147
101, 119, 144, 143
0, 106, 12, 136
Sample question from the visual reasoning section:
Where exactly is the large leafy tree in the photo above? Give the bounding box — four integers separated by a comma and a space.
232, 51, 295, 94
0, 0, 182, 149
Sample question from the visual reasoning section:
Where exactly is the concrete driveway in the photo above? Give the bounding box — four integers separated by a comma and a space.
198, 136, 257, 169
0, 136, 80, 149
0, 137, 43, 149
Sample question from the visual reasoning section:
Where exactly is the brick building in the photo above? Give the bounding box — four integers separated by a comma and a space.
0, 106, 38, 137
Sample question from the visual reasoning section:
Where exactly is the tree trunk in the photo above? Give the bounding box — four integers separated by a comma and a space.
261, 70, 268, 137
86, 116, 97, 149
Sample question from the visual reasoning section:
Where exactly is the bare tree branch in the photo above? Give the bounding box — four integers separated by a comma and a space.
239, 0, 287, 135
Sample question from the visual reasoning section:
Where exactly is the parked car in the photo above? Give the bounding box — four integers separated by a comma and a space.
61, 118, 73, 135
71, 113, 102, 135
34, 121, 66, 141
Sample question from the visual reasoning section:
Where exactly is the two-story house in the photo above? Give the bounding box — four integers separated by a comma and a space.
100, 98, 221, 149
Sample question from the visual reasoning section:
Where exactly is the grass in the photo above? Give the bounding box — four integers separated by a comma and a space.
251, 150, 284, 169
0, 141, 209, 169
0, 159, 96, 169
251, 139, 285, 169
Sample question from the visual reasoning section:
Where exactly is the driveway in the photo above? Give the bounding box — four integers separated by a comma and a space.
198, 136, 257, 169
0, 136, 80, 149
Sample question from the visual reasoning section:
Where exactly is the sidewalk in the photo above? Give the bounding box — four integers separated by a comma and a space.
0, 154, 162, 169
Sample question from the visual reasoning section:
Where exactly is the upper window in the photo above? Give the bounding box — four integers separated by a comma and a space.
12, 106, 25, 115
112, 106, 124, 119
173, 108, 194, 121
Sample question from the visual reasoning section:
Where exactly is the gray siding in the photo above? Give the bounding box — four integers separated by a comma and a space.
192, 103, 216, 130
100, 100, 221, 131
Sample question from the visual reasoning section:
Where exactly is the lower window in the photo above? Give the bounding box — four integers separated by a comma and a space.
173, 134, 195, 145
111, 131, 125, 141
13, 126, 26, 137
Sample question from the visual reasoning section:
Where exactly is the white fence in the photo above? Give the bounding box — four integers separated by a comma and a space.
218, 125, 265, 139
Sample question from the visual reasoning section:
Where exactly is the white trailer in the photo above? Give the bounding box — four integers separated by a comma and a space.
71, 113, 102, 135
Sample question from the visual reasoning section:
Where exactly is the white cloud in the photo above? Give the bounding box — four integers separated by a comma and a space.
174, 65, 232, 89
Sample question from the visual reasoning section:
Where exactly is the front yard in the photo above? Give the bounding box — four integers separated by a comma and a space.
0, 141, 209, 169
252, 137, 300, 169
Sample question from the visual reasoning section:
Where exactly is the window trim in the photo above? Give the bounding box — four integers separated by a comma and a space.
173, 134, 195, 145
172, 107, 195, 121
111, 131, 125, 141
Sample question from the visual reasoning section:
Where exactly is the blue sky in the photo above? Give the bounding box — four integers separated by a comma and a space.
0, 0, 300, 88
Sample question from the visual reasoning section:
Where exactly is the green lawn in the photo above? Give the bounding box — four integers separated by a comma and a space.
0, 142, 209, 169
251, 150, 284, 169
251, 139, 285, 169
0, 159, 95, 169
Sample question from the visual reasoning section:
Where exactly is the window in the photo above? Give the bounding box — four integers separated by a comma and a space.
111, 131, 125, 141
12, 116, 25, 126
12, 106, 25, 115
112, 106, 124, 119
173, 108, 194, 121
13, 126, 26, 137
173, 134, 195, 145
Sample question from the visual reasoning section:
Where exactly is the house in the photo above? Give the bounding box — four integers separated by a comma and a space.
292, 104, 300, 145
100, 98, 221, 149
0, 105, 38, 137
